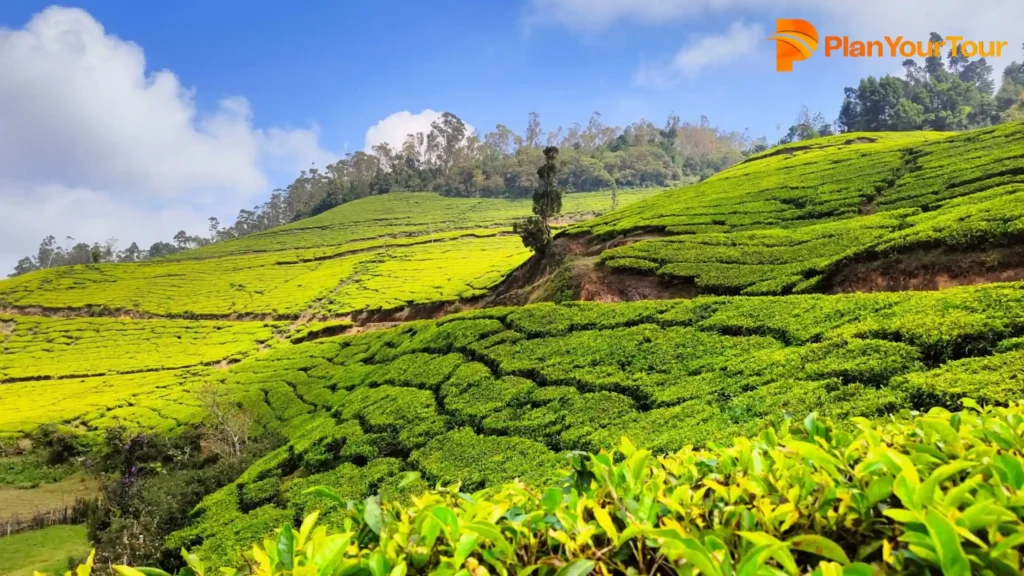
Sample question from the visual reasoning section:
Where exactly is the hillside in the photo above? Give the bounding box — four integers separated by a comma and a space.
568, 123, 1024, 295
4, 124, 1024, 570
0, 189, 656, 319
0, 189, 651, 435
170, 282, 1024, 563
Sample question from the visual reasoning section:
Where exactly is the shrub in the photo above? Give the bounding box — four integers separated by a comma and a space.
30, 424, 84, 466
97, 401, 1024, 575
237, 477, 282, 512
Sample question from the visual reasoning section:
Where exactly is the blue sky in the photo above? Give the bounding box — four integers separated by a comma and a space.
0, 0, 1020, 271
0, 1, 899, 152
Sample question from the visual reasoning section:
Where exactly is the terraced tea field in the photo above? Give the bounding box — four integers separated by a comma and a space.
0, 190, 654, 318
168, 189, 661, 259
0, 236, 527, 317
0, 315, 282, 436
573, 123, 1024, 294
0, 190, 649, 438
166, 282, 1024, 564
0, 315, 279, 381
6, 125, 1024, 571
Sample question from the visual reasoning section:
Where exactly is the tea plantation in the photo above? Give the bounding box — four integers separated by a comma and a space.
165, 282, 1024, 564
7, 125, 1024, 573
574, 123, 1024, 294
0, 190, 655, 318
0, 315, 282, 436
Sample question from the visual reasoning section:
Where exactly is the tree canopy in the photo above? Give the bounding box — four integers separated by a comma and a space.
9, 112, 757, 277
837, 38, 1023, 133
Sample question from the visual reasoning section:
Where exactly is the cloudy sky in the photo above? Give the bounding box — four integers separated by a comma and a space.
0, 0, 1021, 273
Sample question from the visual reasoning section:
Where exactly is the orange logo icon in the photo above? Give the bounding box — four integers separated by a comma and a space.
769, 19, 818, 72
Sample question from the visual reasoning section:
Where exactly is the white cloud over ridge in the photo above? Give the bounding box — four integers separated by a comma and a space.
0, 6, 333, 272
364, 109, 443, 152
364, 109, 476, 153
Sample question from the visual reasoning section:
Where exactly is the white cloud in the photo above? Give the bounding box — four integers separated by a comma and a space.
636, 21, 764, 85
364, 110, 443, 152
0, 183, 212, 271
364, 109, 476, 153
0, 6, 334, 273
532, 0, 1024, 71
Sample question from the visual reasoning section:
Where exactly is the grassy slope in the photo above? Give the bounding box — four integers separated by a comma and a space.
570, 124, 1024, 294
172, 282, 1024, 564
4, 126, 1024, 563
0, 525, 90, 576
0, 190, 657, 317
0, 190, 651, 438
0, 474, 99, 523
0, 315, 281, 437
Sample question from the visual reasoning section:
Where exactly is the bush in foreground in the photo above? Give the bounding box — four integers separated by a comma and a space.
68, 401, 1024, 575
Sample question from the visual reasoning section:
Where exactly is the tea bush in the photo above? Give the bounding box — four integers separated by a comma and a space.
166, 189, 661, 261
0, 190, 654, 317
166, 282, 1024, 565
80, 402, 1024, 575
574, 123, 1024, 294
0, 315, 279, 381
0, 237, 527, 318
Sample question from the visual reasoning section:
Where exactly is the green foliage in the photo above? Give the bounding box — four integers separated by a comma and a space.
0, 315, 279, 381
83, 426, 279, 568
31, 424, 86, 466
516, 146, 564, 253
513, 215, 550, 253
838, 40, 1022, 132
533, 146, 563, 221
409, 428, 558, 490
113, 402, 1024, 575
0, 190, 656, 316
0, 452, 75, 488
0, 524, 90, 576
572, 123, 1024, 295
165, 282, 1024, 566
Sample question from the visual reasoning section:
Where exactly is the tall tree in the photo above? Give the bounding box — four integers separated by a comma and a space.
514, 146, 562, 254
525, 112, 543, 148
836, 33, 1019, 134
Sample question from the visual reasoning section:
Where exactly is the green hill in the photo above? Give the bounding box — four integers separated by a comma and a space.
0, 189, 656, 318
170, 282, 1024, 564
4, 124, 1024, 569
570, 123, 1024, 294
0, 189, 652, 435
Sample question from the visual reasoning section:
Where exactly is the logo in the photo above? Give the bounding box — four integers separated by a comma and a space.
769, 19, 818, 72
768, 19, 1009, 72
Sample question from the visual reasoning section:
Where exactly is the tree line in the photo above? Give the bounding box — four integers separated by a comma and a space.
13, 39, 1022, 278
9, 112, 757, 277
268, 111, 756, 223
9, 231, 212, 277
779, 39, 1024, 143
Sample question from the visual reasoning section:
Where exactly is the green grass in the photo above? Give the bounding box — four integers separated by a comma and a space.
0, 525, 90, 576
167, 281, 1024, 565
0, 454, 74, 488
572, 123, 1024, 294
0, 190, 655, 317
